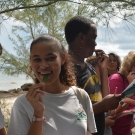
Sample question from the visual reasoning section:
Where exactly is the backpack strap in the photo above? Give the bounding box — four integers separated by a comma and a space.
72, 86, 87, 112
117, 73, 124, 80
72, 86, 92, 135
117, 73, 126, 88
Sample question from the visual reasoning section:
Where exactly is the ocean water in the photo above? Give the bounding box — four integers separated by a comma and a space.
0, 73, 33, 91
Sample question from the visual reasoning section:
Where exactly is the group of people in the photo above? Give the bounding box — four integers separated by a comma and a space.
86, 48, 135, 135
0, 15, 135, 135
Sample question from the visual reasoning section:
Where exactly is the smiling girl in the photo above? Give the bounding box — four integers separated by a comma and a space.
107, 52, 121, 77
7, 34, 96, 135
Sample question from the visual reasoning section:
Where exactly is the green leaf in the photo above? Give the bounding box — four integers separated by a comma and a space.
42, 74, 49, 82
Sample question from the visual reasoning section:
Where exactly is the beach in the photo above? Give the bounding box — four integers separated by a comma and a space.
0, 91, 27, 122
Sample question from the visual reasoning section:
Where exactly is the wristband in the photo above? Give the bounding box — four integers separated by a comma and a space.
32, 116, 46, 122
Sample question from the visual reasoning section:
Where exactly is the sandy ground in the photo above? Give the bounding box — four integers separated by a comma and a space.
0, 91, 26, 99
0, 91, 27, 115
0, 91, 135, 134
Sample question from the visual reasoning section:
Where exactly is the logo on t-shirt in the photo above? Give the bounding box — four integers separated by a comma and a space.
76, 108, 87, 120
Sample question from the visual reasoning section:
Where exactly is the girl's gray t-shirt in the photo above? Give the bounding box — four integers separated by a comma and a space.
7, 86, 97, 135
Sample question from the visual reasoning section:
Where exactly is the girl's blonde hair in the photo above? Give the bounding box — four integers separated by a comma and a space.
119, 51, 135, 77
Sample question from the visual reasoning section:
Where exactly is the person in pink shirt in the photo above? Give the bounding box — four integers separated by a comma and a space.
107, 52, 121, 77
109, 51, 135, 135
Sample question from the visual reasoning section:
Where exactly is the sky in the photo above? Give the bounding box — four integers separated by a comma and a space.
1, 18, 135, 59
0, 17, 135, 90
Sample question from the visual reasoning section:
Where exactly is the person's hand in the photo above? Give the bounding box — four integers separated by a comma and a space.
116, 101, 129, 114
105, 116, 115, 126
127, 71, 135, 84
26, 83, 45, 117
93, 94, 122, 115
115, 97, 135, 114
95, 49, 109, 70
101, 94, 122, 111
109, 102, 129, 116
122, 97, 135, 105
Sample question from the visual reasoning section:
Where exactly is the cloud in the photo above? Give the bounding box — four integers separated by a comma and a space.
1, 17, 135, 61
97, 20, 135, 58
96, 41, 131, 60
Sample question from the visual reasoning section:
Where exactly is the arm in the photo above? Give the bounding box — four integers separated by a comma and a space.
100, 68, 109, 97
26, 83, 45, 135
93, 94, 122, 115
27, 122, 43, 135
110, 98, 135, 116
93, 73, 123, 114
95, 49, 109, 97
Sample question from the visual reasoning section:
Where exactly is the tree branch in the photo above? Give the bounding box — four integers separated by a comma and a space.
26, 9, 35, 39
101, 0, 135, 6
1, 0, 134, 15
0, 1, 58, 14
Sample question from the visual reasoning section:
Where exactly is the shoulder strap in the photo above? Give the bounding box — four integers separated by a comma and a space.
72, 86, 87, 112
117, 73, 124, 80
72, 87, 92, 135
117, 73, 126, 88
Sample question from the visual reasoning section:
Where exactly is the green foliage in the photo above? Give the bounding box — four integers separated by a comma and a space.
0, 0, 135, 28
0, 0, 135, 78
0, 46, 29, 77
76, 0, 135, 27
0, 1, 76, 78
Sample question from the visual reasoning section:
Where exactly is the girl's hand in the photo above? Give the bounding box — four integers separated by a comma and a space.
115, 101, 129, 115
105, 116, 115, 126
122, 97, 135, 105
127, 71, 135, 84
26, 83, 45, 117
109, 97, 135, 116
116, 97, 135, 115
